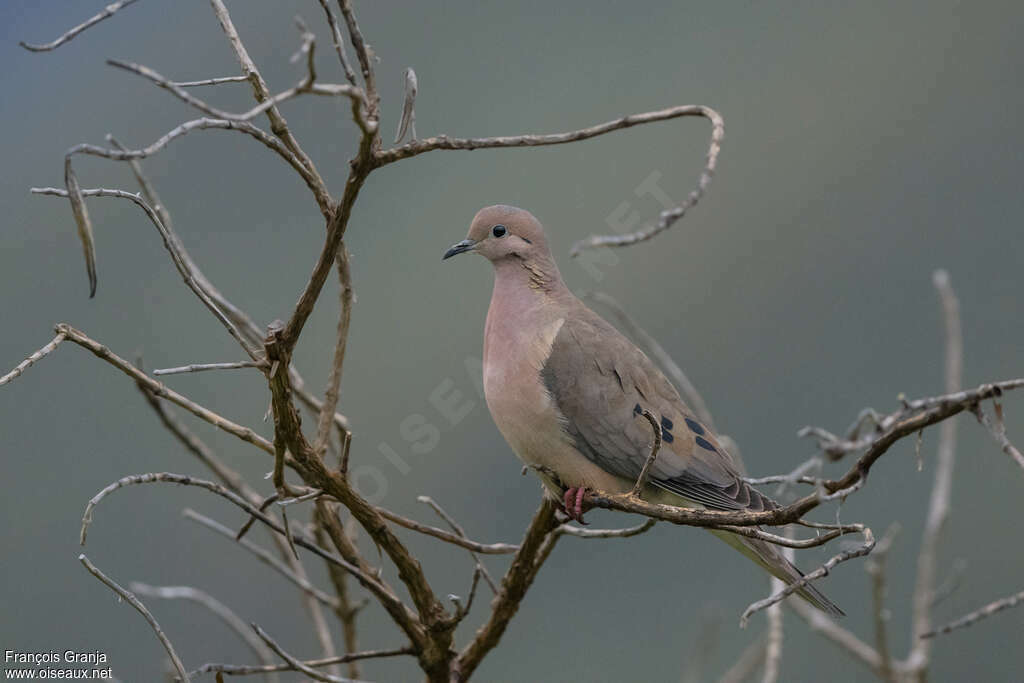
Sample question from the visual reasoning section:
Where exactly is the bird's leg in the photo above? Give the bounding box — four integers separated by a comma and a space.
562, 486, 591, 525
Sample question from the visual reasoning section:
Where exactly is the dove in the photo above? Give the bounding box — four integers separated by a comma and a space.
443, 204, 843, 616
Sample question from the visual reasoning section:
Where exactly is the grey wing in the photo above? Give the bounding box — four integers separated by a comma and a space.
541, 312, 777, 513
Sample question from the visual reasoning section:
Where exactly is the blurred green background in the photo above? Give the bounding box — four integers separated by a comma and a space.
2, 1, 1022, 681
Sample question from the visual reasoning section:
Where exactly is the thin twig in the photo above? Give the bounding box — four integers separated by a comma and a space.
55, 323, 274, 455
316, 0, 358, 85
920, 589, 1024, 639
374, 506, 519, 555
418, 496, 498, 593
129, 583, 278, 683
190, 647, 414, 678
19, 0, 141, 51
183, 509, 340, 609
251, 624, 353, 682
174, 75, 249, 87
631, 409, 663, 496
716, 635, 767, 683
906, 270, 962, 676
971, 402, 1024, 470
740, 527, 876, 627
153, 361, 262, 376
208, 0, 328, 207
79, 554, 190, 682
865, 524, 900, 682
0, 332, 65, 387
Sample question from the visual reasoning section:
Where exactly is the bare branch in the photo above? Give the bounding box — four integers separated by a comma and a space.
183, 509, 340, 610
0, 332, 65, 387
338, 0, 379, 119
129, 583, 278, 683
554, 518, 657, 539
971, 401, 1024, 470
741, 527, 875, 627
208, 0, 327, 202
315, 0, 358, 85
921, 588, 1024, 639
418, 496, 498, 593
251, 624, 351, 682
173, 75, 249, 87
716, 635, 767, 683
457, 497, 559, 679
315, 252, 355, 454
631, 408, 663, 496
865, 524, 900, 682
55, 323, 274, 455
19, 0, 141, 52
906, 269, 962, 675
153, 361, 262, 376
191, 647, 414, 678
789, 600, 884, 676
374, 506, 519, 555
78, 554, 190, 682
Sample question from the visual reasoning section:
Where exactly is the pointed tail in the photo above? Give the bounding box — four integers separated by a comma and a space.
710, 528, 845, 618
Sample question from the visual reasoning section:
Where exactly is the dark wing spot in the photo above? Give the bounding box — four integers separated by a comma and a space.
695, 436, 717, 453
611, 368, 624, 391
633, 403, 642, 415
661, 429, 674, 444
684, 418, 706, 435
634, 383, 647, 400
661, 416, 674, 431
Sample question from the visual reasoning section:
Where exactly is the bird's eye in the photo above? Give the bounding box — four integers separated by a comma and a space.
491, 224, 507, 238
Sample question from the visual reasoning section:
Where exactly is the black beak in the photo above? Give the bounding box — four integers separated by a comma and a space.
442, 239, 476, 260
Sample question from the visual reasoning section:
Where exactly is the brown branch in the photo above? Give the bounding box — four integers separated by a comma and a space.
920, 588, 1024, 639
0, 332, 65, 387
456, 497, 559, 681
338, 0, 379, 120
19, 0, 141, 51
631, 408, 663, 496
313, 510, 365, 680
79, 554, 190, 682
315, 251, 355, 454
208, 0, 327, 204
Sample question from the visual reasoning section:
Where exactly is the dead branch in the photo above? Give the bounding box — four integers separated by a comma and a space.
0, 332, 65, 386
79, 554, 190, 682
921, 589, 1024, 639
129, 583, 278, 683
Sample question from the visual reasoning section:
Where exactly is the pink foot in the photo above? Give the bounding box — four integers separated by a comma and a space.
562, 486, 590, 525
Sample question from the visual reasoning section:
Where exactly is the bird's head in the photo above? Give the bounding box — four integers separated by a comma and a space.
443, 205, 549, 263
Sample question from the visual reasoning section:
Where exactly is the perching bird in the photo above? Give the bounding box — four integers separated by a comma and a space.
443, 204, 843, 617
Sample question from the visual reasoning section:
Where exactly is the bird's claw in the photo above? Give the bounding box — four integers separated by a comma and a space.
562, 486, 590, 525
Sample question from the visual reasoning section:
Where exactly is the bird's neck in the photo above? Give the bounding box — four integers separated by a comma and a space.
485, 254, 573, 357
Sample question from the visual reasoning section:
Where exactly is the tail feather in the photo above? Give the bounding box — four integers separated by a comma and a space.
710, 528, 845, 618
